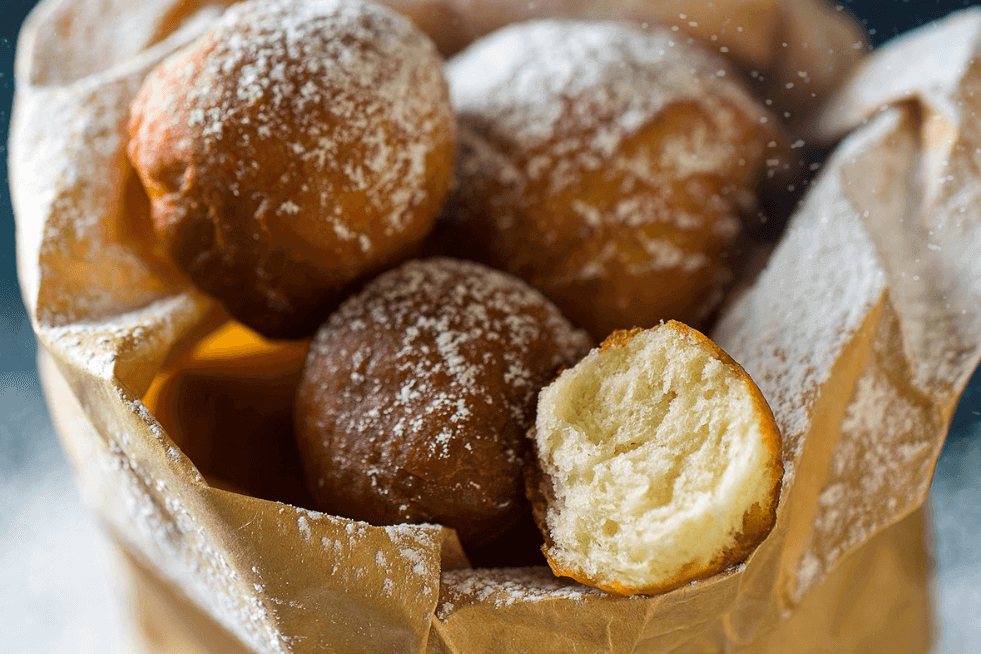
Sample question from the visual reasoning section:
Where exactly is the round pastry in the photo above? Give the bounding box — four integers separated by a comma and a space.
529, 321, 783, 595
437, 20, 786, 340
294, 257, 591, 547
127, 0, 455, 338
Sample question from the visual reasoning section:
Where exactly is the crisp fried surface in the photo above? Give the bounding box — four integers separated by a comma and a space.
437, 20, 785, 341
128, 0, 455, 338
295, 258, 590, 547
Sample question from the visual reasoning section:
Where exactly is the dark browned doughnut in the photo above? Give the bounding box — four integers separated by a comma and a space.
294, 257, 590, 547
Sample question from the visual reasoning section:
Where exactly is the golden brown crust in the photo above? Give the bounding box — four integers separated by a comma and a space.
529, 321, 783, 596
127, 0, 455, 338
598, 327, 644, 353
434, 22, 787, 341
294, 258, 591, 548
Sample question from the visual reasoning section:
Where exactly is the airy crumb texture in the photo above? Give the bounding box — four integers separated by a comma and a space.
531, 321, 782, 595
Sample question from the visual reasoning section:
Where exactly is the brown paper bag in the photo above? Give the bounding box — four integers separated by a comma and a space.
11, 0, 978, 652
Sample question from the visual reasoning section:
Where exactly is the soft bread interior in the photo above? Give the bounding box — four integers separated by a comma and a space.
534, 322, 780, 593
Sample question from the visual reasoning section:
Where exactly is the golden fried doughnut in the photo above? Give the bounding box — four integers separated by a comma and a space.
437, 20, 785, 340
529, 321, 783, 595
128, 0, 455, 338
294, 257, 590, 547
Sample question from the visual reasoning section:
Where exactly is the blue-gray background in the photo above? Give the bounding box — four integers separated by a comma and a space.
1, 1, 979, 652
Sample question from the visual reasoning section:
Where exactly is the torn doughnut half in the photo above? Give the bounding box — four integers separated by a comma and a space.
528, 321, 783, 596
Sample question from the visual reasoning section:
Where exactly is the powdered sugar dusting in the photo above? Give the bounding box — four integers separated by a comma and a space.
787, 32, 981, 598
158, 0, 449, 253
383, 523, 444, 598
436, 568, 604, 620
42, 293, 180, 365
816, 10, 981, 140
815, 14, 981, 405
14, 61, 197, 329
826, 100, 981, 406
60, 377, 291, 654
445, 20, 777, 332
12, 0, 295, 635
296, 515, 312, 542
448, 19, 772, 200
713, 168, 887, 469
793, 315, 941, 598
450, 21, 759, 160
106, 456, 288, 654
306, 257, 590, 472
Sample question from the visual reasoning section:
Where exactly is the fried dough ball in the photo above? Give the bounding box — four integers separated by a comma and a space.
529, 321, 783, 595
294, 258, 590, 547
128, 0, 455, 338
437, 20, 785, 340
